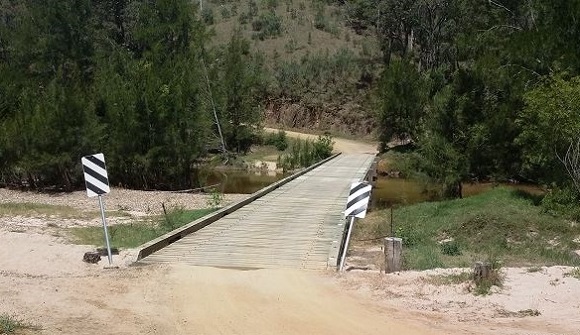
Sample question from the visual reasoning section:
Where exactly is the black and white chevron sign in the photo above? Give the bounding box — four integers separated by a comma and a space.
344, 182, 372, 218
81, 153, 110, 198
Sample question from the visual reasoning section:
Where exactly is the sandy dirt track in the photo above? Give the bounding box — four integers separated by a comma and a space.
0, 229, 442, 335
4, 227, 579, 335
264, 127, 378, 154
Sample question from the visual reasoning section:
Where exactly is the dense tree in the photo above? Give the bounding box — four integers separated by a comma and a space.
215, 30, 266, 153
377, 59, 425, 149
3, 0, 580, 194
517, 76, 580, 184
0, 0, 265, 190
353, 0, 580, 195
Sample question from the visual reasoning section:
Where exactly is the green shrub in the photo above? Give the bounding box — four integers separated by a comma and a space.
206, 189, 225, 209
252, 11, 283, 40
239, 13, 249, 24
290, 8, 298, 19
541, 187, 580, 219
248, 0, 259, 18
220, 6, 231, 19
395, 224, 419, 247
201, 7, 215, 24
264, 130, 289, 151
277, 135, 334, 171
473, 258, 504, 295
313, 134, 333, 158
284, 38, 298, 53
441, 240, 462, 256
262, 0, 278, 10
314, 6, 327, 30
0, 314, 38, 334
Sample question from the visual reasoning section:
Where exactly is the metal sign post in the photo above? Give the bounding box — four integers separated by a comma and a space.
339, 216, 355, 271
98, 195, 113, 265
81, 153, 113, 266
339, 182, 372, 271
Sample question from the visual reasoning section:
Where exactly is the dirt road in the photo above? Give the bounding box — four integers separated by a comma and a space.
264, 128, 378, 154
0, 229, 441, 335
164, 266, 441, 335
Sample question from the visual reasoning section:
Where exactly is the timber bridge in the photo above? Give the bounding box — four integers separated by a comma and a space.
137, 153, 377, 270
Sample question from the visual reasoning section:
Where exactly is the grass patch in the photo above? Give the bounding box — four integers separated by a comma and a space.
0, 314, 39, 334
423, 264, 504, 296
424, 271, 471, 286
472, 260, 504, 295
564, 268, 580, 279
244, 145, 282, 162
69, 207, 216, 248
0, 202, 87, 219
0, 202, 127, 220
277, 135, 333, 172
497, 309, 541, 317
356, 187, 580, 270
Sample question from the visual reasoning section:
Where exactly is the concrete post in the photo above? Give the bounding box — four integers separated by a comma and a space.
384, 237, 402, 273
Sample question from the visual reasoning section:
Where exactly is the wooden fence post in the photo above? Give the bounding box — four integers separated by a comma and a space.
384, 237, 402, 273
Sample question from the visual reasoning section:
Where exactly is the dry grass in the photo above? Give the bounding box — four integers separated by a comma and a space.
244, 145, 281, 162
0, 202, 90, 219
423, 272, 471, 286
206, 0, 380, 61
496, 308, 541, 318
0, 314, 39, 334
0, 202, 129, 220
564, 267, 580, 279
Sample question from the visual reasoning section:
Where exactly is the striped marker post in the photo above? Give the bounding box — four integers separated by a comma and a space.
339, 181, 372, 271
81, 153, 113, 265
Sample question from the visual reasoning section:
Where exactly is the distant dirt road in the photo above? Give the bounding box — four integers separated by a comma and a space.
264, 128, 378, 154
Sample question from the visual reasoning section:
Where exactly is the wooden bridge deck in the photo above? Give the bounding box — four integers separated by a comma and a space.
139, 154, 376, 270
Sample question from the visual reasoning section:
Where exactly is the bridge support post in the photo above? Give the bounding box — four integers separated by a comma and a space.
384, 237, 402, 273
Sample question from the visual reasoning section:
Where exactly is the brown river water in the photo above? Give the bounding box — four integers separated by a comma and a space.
199, 169, 543, 209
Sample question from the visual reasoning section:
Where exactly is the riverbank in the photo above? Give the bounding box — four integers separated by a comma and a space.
340, 186, 580, 334
336, 266, 580, 335
351, 187, 580, 271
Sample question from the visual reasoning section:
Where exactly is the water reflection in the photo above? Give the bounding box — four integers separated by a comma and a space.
194, 168, 544, 206
371, 177, 544, 209
195, 169, 288, 194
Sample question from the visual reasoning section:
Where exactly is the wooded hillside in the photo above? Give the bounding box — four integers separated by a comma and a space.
1, 0, 580, 195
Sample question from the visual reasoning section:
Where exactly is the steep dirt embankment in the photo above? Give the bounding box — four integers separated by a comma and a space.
264, 98, 376, 138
